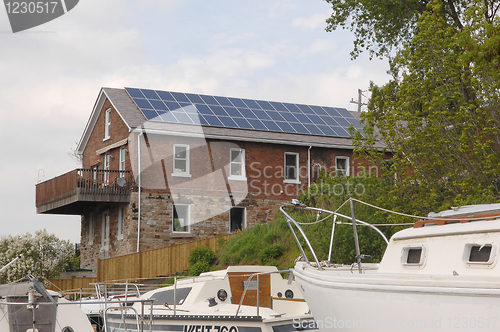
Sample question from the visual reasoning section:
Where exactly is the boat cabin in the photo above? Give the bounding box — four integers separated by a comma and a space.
378, 204, 500, 276
140, 265, 308, 315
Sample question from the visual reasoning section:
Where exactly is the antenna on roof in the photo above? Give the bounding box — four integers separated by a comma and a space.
350, 89, 367, 112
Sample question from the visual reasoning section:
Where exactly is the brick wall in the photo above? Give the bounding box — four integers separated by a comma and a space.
79, 97, 369, 273
82, 99, 131, 170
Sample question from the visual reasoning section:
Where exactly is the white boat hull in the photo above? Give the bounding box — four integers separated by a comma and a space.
105, 314, 317, 332
294, 262, 500, 332
98, 266, 319, 332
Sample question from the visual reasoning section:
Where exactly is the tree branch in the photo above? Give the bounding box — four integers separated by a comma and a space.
447, 0, 464, 29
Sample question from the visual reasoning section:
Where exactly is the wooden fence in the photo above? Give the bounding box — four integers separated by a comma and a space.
47, 277, 98, 295
47, 233, 236, 293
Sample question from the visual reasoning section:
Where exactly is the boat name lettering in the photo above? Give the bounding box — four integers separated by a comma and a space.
183, 325, 237, 332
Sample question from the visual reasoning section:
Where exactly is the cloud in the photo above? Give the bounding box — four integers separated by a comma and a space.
292, 13, 328, 30
211, 32, 258, 48
269, 0, 297, 17
308, 38, 335, 54
141, 0, 180, 12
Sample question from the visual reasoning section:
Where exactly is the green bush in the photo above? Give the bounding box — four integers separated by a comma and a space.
187, 246, 215, 275
263, 231, 278, 244
188, 246, 215, 265
258, 244, 284, 265
188, 261, 211, 276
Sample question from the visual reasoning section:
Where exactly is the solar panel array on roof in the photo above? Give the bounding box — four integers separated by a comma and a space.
125, 87, 363, 138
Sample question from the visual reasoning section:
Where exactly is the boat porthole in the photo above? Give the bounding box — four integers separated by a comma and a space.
62, 327, 74, 332
285, 289, 294, 299
217, 289, 228, 301
277, 292, 282, 298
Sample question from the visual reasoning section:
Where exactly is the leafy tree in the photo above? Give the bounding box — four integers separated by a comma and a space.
0, 229, 78, 283
332, 0, 500, 212
325, 0, 500, 59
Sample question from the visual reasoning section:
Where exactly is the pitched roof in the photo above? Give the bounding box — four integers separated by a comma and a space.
77, 87, 385, 154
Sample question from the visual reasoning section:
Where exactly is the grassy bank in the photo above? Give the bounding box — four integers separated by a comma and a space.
212, 175, 414, 271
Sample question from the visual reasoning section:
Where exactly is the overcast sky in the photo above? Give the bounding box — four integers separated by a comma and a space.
0, 0, 389, 243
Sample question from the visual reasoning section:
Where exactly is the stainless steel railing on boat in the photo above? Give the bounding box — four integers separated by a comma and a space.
85, 280, 162, 332
95, 269, 294, 329
102, 298, 155, 332
235, 269, 293, 317
280, 197, 389, 273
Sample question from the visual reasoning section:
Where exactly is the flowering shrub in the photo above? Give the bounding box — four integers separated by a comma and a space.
0, 229, 78, 283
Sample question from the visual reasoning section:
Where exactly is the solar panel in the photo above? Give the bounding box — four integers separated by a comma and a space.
125, 87, 363, 138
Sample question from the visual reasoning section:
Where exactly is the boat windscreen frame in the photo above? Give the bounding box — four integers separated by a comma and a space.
280, 198, 389, 270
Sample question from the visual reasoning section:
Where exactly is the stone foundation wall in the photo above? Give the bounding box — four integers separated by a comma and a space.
80, 191, 285, 274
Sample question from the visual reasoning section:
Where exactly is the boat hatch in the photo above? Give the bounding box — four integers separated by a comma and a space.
150, 287, 192, 305
463, 243, 497, 267
228, 272, 271, 308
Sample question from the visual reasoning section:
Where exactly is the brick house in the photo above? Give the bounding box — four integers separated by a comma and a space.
35, 87, 386, 274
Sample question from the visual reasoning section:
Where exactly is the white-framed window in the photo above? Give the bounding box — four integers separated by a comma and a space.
117, 206, 124, 240
172, 144, 190, 177
172, 204, 190, 233
88, 214, 94, 245
119, 148, 126, 177
463, 243, 498, 268
335, 156, 350, 177
104, 154, 111, 185
401, 245, 427, 269
284, 152, 300, 183
230, 207, 246, 233
229, 148, 246, 180
101, 211, 110, 250
104, 109, 111, 140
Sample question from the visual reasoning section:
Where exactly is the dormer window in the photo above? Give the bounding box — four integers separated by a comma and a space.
104, 109, 111, 140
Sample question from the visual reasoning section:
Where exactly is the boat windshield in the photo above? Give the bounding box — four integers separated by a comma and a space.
151, 287, 192, 305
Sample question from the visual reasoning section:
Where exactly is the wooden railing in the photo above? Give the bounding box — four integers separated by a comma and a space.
36, 169, 133, 206
76, 169, 133, 196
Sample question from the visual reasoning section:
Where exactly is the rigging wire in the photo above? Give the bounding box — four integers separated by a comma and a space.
295, 197, 417, 226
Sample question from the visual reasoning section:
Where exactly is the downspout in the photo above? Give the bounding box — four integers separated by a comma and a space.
137, 131, 143, 253
308, 146, 312, 188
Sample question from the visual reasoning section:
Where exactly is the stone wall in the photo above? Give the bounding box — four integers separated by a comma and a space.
80, 190, 285, 274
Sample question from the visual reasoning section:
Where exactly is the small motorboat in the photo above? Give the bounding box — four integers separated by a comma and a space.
0, 275, 94, 332
100, 265, 319, 332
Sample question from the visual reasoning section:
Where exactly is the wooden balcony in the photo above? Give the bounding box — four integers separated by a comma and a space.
36, 169, 133, 215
